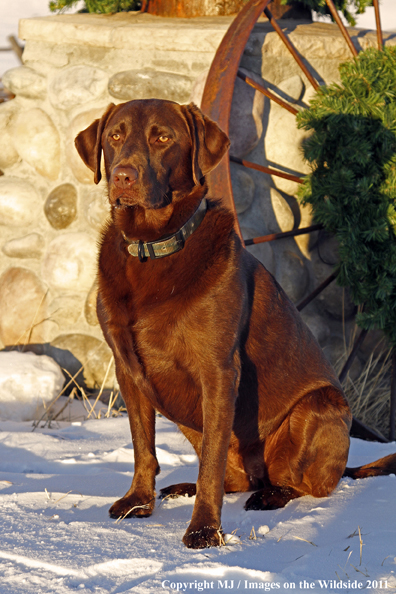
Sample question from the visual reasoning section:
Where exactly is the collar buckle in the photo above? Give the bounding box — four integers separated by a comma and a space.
122, 198, 206, 262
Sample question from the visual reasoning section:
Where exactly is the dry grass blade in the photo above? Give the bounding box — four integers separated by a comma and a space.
105, 390, 121, 418
87, 355, 114, 419
249, 526, 257, 540
337, 339, 392, 438
292, 536, 318, 547
51, 388, 76, 423
218, 529, 226, 546
347, 529, 359, 539
53, 491, 73, 505
61, 369, 96, 418
114, 501, 153, 524
344, 550, 353, 570
381, 555, 391, 566
350, 564, 369, 577
32, 340, 107, 431
337, 565, 350, 579
358, 526, 364, 566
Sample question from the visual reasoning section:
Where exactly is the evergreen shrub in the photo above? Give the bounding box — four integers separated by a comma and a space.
297, 47, 396, 347
49, 0, 140, 13
281, 0, 373, 26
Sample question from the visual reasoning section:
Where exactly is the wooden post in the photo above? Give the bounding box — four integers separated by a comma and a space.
143, 0, 248, 17
143, 0, 311, 18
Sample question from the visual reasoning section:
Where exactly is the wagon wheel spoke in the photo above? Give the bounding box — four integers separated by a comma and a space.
338, 328, 368, 384
373, 0, 384, 50
237, 70, 299, 115
244, 224, 323, 246
296, 272, 337, 312
263, 6, 319, 89
230, 155, 304, 185
324, 0, 358, 57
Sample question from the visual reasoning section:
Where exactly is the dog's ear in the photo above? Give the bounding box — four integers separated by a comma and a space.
74, 103, 116, 184
182, 103, 230, 185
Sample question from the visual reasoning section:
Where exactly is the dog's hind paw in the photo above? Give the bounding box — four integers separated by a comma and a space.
244, 486, 298, 511
159, 482, 196, 499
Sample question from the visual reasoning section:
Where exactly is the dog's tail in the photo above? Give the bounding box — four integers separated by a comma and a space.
343, 453, 396, 479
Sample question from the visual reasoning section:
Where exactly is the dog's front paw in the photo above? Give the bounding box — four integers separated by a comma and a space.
109, 493, 155, 519
182, 525, 224, 549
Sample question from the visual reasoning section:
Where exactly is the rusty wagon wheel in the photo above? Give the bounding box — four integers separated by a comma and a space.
200, 0, 393, 442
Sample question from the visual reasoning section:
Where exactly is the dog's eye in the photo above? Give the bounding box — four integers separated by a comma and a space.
157, 136, 169, 143
111, 134, 121, 141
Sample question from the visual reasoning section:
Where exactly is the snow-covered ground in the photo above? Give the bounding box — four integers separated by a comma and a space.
1, 0, 396, 77
0, 413, 395, 593
1, 1, 396, 591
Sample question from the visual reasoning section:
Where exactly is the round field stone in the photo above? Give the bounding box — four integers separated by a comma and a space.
0, 267, 48, 346
49, 65, 108, 111
50, 333, 115, 389
2, 233, 45, 259
2, 66, 47, 99
275, 249, 309, 303
48, 295, 83, 326
229, 68, 265, 158
0, 111, 20, 169
109, 69, 194, 103
11, 109, 60, 180
241, 226, 275, 275
44, 183, 78, 230
82, 187, 110, 231
230, 164, 255, 214
0, 177, 41, 227
41, 232, 98, 292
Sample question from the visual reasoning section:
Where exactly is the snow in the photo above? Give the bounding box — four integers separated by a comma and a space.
0, 0, 396, 590
0, 352, 65, 422
0, 413, 395, 593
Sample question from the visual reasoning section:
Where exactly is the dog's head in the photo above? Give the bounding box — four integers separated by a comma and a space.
75, 99, 230, 211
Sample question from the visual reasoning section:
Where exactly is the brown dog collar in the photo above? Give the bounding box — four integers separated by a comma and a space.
121, 198, 207, 262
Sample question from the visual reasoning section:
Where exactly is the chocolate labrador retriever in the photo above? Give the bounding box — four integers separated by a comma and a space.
75, 99, 396, 549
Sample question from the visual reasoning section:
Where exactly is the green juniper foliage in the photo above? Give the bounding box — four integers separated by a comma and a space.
49, 0, 139, 13
297, 47, 396, 347
281, 0, 373, 26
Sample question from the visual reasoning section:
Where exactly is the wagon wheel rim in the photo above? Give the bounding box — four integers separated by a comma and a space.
200, 0, 391, 441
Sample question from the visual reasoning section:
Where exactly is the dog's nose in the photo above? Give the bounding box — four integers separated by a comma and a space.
112, 166, 139, 189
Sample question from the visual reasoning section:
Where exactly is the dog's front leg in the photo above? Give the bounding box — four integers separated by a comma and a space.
182, 361, 239, 549
109, 365, 159, 520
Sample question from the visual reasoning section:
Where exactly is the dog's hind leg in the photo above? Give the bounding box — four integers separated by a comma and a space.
159, 425, 252, 501
244, 387, 351, 511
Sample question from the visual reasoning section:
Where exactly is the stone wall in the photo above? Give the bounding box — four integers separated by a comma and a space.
0, 12, 394, 388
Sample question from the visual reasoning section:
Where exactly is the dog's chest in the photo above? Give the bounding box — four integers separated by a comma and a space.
134, 297, 204, 373
130, 296, 208, 424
